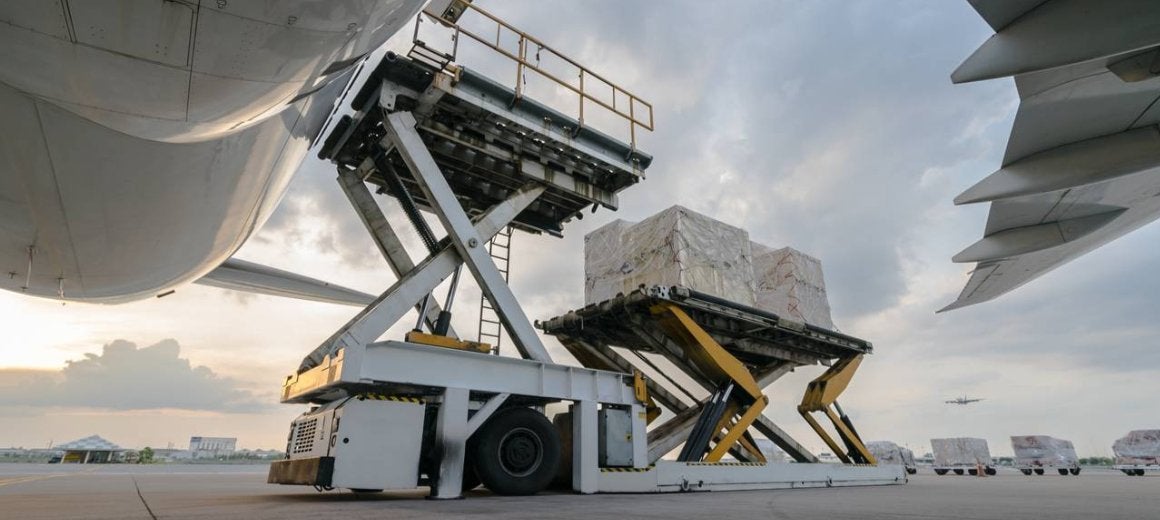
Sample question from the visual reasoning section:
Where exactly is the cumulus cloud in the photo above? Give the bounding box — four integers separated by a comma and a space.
0, 339, 268, 412
261, 1, 1010, 321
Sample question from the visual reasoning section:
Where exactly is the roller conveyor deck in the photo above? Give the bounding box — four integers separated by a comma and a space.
539, 285, 872, 367
320, 53, 652, 237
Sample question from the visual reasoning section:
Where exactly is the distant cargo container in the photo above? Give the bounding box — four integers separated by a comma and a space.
931, 437, 995, 476
1112, 430, 1160, 476
1010, 435, 1079, 476
866, 441, 917, 475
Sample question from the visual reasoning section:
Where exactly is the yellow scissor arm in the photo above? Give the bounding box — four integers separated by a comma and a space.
651, 302, 767, 462
798, 354, 876, 465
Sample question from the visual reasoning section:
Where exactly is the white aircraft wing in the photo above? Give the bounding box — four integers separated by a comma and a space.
195, 258, 374, 307
943, 0, 1160, 311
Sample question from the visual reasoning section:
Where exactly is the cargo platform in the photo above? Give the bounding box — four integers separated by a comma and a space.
540, 285, 872, 367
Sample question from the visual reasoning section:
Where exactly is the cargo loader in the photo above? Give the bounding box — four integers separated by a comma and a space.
267, 1, 903, 498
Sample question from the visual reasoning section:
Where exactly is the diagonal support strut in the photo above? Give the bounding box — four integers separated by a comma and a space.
298, 181, 546, 372
336, 167, 454, 337
385, 111, 553, 363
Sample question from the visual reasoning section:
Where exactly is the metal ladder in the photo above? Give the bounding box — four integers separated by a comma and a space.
477, 226, 512, 354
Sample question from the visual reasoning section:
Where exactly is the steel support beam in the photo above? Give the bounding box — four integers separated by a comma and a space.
431, 387, 469, 499
465, 393, 509, 437
386, 111, 552, 363
336, 168, 453, 337
752, 416, 817, 463
572, 400, 598, 494
298, 183, 545, 372
556, 335, 689, 414
629, 403, 648, 468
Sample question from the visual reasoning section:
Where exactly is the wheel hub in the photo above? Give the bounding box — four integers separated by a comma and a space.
498, 427, 543, 477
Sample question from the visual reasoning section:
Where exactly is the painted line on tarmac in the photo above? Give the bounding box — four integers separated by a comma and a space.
0, 467, 99, 488
0, 475, 68, 487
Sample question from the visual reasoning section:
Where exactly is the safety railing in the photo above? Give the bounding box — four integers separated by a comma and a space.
413, 1, 654, 151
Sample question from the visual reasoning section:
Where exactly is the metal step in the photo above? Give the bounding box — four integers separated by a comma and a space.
407, 40, 453, 71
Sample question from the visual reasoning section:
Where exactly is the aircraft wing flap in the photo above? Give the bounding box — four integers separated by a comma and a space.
944, 192, 1160, 311
1004, 67, 1160, 166
195, 258, 374, 307
946, 0, 1160, 311
967, 0, 1048, 32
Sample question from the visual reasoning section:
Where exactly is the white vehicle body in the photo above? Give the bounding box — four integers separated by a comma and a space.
0, 0, 425, 303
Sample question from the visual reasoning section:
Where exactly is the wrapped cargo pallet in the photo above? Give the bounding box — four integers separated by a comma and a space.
866, 441, 917, 474
1011, 435, 1079, 475
583, 219, 634, 304
867, 441, 904, 465
583, 205, 837, 329
583, 206, 755, 307
1113, 430, 1160, 465
752, 245, 835, 329
931, 437, 994, 475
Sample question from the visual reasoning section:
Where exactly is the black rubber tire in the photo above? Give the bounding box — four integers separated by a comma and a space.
1122, 469, 1134, 476
953, 469, 965, 475
934, 469, 948, 476
1136, 469, 1147, 477
1021, 469, 1033, 476
469, 407, 561, 496
968, 468, 978, 476
1069, 467, 1080, 476
1057, 468, 1069, 476
1034, 468, 1045, 475
985, 467, 997, 476
906, 468, 917, 475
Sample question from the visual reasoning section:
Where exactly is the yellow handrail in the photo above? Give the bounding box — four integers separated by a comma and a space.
418, 2, 654, 150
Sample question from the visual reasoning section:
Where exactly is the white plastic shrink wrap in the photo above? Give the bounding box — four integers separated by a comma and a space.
1010, 435, 1078, 467
900, 447, 916, 467
584, 206, 836, 329
584, 206, 755, 307
752, 245, 835, 329
931, 437, 992, 466
1113, 430, 1160, 465
866, 441, 905, 466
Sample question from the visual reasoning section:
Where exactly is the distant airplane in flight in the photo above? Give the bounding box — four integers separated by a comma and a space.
945, 397, 984, 406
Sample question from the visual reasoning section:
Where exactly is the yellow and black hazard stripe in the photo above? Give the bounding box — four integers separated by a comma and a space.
686, 461, 767, 467
355, 394, 424, 404
601, 466, 655, 473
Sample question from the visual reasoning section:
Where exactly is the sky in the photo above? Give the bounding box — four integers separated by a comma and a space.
2, 0, 1158, 457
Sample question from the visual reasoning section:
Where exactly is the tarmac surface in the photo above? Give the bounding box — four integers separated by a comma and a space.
1, 463, 1156, 520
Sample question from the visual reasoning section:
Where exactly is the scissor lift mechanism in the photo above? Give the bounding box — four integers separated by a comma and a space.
541, 285, 878, 467
269, 2, 900, 499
